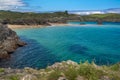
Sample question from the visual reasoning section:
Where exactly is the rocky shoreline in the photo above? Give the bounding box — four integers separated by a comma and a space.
0, 23, 26, 59
0, 60, 120, 80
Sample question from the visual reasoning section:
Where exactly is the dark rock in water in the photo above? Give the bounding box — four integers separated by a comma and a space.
0, 23, 26, 59
97, 19, 103, 25
80, 22, 85, 25
69, 44, 88, 54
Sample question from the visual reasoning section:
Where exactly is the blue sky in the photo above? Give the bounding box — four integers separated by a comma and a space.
0, 0, 120, 12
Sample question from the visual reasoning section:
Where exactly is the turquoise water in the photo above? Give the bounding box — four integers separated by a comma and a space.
0, 24, 120, 69
68, 21, 120, 25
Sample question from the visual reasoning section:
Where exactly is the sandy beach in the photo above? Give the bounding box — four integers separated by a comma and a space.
8, 23, 68, 29
8, 24, 48, 29
8, 23, 102, 29
8, 23, 84, 29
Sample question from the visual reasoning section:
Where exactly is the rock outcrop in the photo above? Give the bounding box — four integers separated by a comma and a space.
0, 23, 26, 59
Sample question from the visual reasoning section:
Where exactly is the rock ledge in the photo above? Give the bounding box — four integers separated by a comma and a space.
0, 23, 26, 59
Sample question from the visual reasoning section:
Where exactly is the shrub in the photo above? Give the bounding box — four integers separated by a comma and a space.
109, 63, 120, 71
47, 70, 61, 80
64, 67, 78, 80
0, 68, 4, 73
9, 75, 19, 80
78, 62, 104, 80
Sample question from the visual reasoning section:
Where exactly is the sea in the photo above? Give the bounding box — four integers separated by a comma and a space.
0, 21, 120, 69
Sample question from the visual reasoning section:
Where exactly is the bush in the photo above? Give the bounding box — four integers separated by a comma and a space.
0, 68, 4, 73
78, 62, 104, 80
64, 67, 78, 80
47, 70, 61, 80
109, 63, 120, 71
9, 75, 19, 80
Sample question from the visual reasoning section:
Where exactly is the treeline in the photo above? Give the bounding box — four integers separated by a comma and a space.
0, 10, 120, 25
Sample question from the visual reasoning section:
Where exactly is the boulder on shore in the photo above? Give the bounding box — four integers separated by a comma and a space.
0, 23, 26, 59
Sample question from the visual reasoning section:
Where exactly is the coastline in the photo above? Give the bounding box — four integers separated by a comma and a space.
8, 23, 76, 29
0, 60, 120, 80
8, 24, 48, 29
8, 23, 104, 29
8, 23, 96, 29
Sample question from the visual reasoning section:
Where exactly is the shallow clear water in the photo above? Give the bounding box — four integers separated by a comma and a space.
0, 24, 120, 69
68, 21, 120, 25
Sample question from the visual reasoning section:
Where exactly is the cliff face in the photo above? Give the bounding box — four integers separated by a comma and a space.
0, 23, 26, 59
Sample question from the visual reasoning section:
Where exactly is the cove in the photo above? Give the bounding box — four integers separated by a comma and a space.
0, 25, 120, 69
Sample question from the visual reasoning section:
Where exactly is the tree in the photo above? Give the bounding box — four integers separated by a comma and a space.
65, 10, 68, 15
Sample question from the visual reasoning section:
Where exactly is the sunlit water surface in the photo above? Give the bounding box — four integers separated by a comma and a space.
0, 23, 120, 69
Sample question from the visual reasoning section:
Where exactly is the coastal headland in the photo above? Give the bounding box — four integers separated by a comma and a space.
0, 10, 120, 30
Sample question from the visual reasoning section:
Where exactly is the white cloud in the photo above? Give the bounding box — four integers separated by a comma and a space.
0, 0, 25, 10
70, 11, 105, 15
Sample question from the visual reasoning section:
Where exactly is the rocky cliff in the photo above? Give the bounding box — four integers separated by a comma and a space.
0, 23, 26, 59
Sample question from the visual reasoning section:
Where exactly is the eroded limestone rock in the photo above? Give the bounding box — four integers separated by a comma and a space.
0, 23, 26, 59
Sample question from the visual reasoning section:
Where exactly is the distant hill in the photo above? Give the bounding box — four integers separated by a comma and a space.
105, 8, 120, 14
0, 10, 120, 25
69, 8, 120, 15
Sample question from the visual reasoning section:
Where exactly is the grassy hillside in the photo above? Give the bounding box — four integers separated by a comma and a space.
0, 10, 120, 25
89, 13, 120, 18
82, 13, 120, 22
0, 60, 120, 80
0, 10, 77, 25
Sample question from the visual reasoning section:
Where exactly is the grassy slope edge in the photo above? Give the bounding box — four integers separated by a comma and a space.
0, 60, 120, 80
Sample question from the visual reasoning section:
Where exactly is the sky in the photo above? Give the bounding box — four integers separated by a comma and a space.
0, 0, 120, 12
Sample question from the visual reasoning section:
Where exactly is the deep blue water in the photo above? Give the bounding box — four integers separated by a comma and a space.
0, 24, 120, 69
